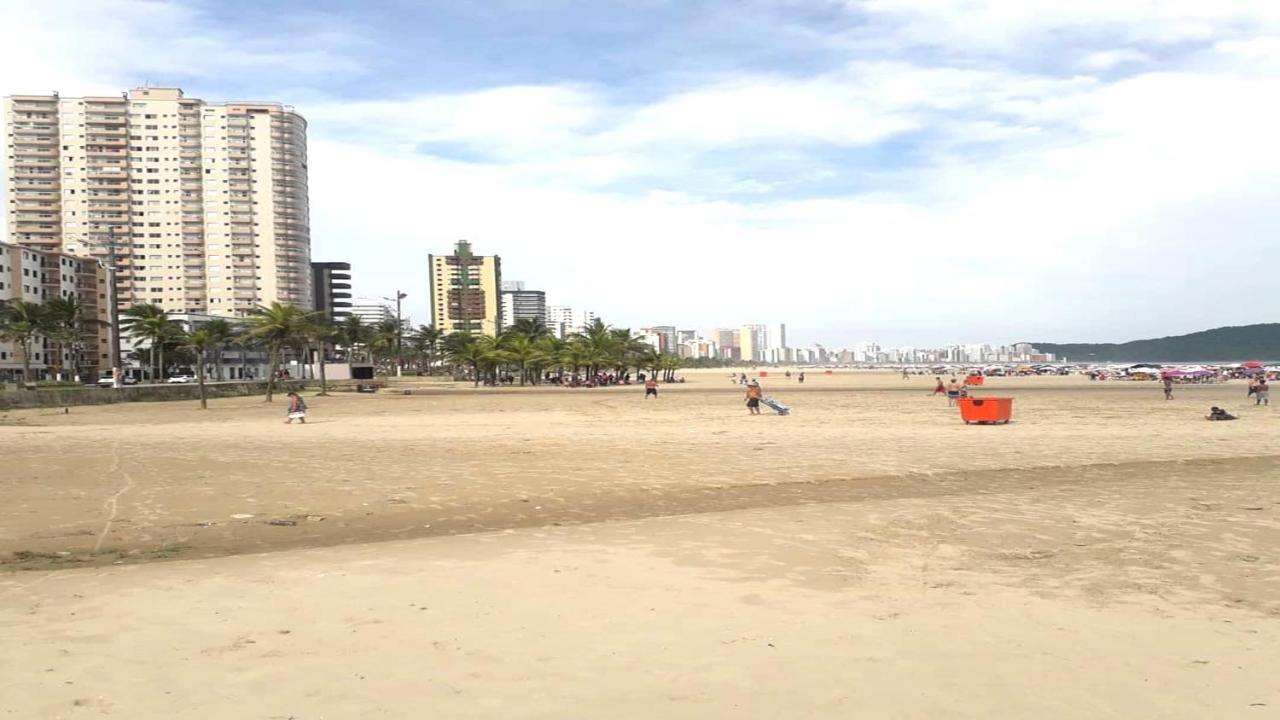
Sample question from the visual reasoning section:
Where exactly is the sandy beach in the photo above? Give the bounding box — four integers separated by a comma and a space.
3, 371, 1278, 717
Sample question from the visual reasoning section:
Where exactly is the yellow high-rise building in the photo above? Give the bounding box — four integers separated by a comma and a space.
428, 240, 502, 336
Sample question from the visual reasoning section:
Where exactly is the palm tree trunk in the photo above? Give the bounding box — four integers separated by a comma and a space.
149, 343, 157, 383
471, 360, 479, 387
266, 344, 279, 402
317, 341, 330, 396
196, 355, 207, 409
21, 340, 33, 387
159, 343, 165, 382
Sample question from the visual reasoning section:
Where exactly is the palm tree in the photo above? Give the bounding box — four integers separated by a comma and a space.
241, 302, 315, 402
338, 315, 371, 363
498, 333, 548, 386
560, 339, 595, 381
0, 299, 47, 385
369, 318, 401, 371
202, 318, 236, 381
120, 303, 176, 383
660, 354, 682, 382
306, 318, 338, 396
180, 329, 214, 409
536, 335, 567, 381
41, 295, 100, 382
444, 333, 495, 387
508, 318, 551, 341
408, 324, 443, 374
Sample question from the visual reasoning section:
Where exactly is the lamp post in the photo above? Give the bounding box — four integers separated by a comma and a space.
383, 291, 407, 376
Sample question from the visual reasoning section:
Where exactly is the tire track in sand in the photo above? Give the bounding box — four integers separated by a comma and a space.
93, 442, 135, 554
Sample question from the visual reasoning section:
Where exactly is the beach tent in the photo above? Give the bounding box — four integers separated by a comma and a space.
1242, 362, 1264, 369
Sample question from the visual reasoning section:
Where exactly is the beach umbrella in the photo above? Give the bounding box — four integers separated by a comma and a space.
1242, 361, 1263, 369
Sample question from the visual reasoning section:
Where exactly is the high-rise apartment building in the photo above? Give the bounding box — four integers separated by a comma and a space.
0, 241, 109, 381
348, 297, 395, 327
428, 240, 501, 336
499, 280, 547, 331
640, 325, 677, 353
714, 328, 741, 360
740, 324, 767, 362
547, 306, 597, 338
3, 87, 310, 317
311, 261, 352, 323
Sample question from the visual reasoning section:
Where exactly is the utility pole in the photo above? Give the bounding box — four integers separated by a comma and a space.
384, 291, 407, 376
106, 225, 123, 387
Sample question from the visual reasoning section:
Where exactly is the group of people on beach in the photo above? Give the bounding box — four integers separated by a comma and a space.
930, 377, 969, 406
1247, 377, 1270, 405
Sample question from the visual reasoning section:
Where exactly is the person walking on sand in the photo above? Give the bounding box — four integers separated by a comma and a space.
946, 378, 961, 406
931, 377, 946, 396
745, 380, 763, 415
644, 376, 659, 399
1256, 379, 1269, 406
798, 372, 805, 384
285, 391, 307, 424
1248, 376, 1260, 400
1162, 375, 1174, 400
902, 368, 910, 380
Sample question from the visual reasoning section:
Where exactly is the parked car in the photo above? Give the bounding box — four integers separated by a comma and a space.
167, 375, 194, 384
97, 374, 138, 387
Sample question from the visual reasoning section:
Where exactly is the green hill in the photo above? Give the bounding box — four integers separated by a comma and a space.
1031, 324, 1280, 363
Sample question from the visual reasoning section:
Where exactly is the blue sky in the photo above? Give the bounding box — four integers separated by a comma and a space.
3, 1, 1280, 346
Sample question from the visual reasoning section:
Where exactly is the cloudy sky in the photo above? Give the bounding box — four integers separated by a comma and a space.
3, 1, 1278, 346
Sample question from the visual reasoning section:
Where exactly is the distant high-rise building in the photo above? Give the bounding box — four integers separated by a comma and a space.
547, 306, 597, 337
642, 325, 677, 353
428, 240, 502, 336
740, 324, 768, 362
348, 297, 395, 326
311, 262, 352, 323
499, 280, 547, 331
714, 328, 741, 360
4, 87, 311, 316
768, 323, 787, 359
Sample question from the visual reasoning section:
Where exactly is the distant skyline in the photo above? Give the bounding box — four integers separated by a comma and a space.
2, 1, 1278, 346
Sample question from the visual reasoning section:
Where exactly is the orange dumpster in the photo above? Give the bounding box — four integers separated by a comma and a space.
824, 370, 833, 375
965, 375, 985, 386
957, 397, 1013, 425
758, 371, 769, 377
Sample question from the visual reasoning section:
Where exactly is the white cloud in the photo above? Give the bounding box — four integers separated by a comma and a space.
1078, 48, 1150, 71
0, 0, 367, 95
4, 0, 1280, 345
851, 0, 1280, 53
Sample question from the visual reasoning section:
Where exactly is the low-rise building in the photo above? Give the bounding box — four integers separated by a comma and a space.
0, 241, 109, 382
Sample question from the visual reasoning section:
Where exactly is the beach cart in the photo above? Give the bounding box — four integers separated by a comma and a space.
957, 397, 1012, 425
761, 396, 791, 416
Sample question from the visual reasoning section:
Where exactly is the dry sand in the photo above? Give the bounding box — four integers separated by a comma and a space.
2, 371, 1278, 718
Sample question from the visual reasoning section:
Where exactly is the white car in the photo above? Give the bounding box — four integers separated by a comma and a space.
167, 375, 194, 384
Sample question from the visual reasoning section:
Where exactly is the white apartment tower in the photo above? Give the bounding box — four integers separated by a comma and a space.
4, 87, 310, 316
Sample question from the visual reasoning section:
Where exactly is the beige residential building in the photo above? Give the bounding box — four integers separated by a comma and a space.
0, 241, 110, 382
428, 240, 502, 336
4, 87, 310, 317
